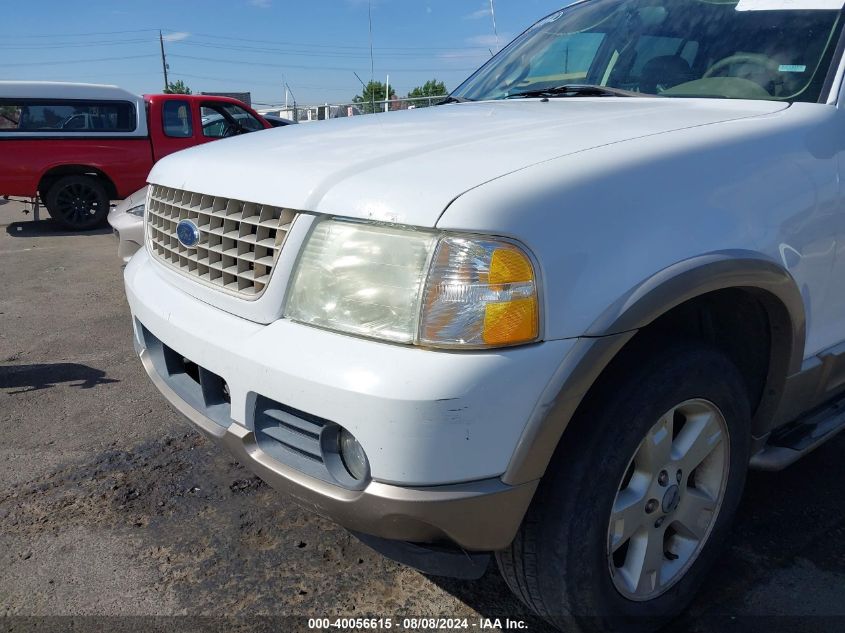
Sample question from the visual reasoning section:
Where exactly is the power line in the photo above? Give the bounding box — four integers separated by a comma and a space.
0, 38, 155, 50
169, 53, 475, 73
0, 36, 487, 59
2, 28, 160, 39
172, 39, 486, 59
170, 31, 490, 51
0, 54, 158, 67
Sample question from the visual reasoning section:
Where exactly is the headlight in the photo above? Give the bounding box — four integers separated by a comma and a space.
285, 219, 540, 348
126, 203, 145, 217
285, 220, 436, 343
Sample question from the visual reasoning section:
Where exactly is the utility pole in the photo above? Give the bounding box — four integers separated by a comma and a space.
159, 30, 169, 92
285, 82, 297, 122
368, 0, 374, 82
368, 0, 375, 113
385, 74, 389, 113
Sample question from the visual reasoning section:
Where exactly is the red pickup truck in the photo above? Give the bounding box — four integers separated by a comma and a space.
0, 81, 272, 229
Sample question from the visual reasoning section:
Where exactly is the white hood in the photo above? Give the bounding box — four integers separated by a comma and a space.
148, 98, 788, 228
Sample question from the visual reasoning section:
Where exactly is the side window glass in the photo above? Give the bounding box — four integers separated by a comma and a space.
162, 100, 193, 138
0, 104, 22, 130
202, 102, 263, 138
228, 105, 264, 131
0, 101, 135, 132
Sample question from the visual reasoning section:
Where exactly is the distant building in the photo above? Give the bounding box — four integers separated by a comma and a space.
200, 92, 252, 107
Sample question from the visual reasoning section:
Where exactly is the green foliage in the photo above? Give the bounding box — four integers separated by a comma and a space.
408, 79, 448, 103
164, 80, 192, 95
353, 80, 396, 114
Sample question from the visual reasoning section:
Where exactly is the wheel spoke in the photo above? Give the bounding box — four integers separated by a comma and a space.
609, 486, 648, 552
621, 526, 666, 596
635, 409, 674, 472
673, 488, 716, 541
675, 411, 723, 473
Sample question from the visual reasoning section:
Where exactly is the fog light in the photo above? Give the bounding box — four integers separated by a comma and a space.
339, 429, 369, 481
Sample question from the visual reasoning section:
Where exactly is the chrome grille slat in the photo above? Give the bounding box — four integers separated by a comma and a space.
146, 185, 296, 298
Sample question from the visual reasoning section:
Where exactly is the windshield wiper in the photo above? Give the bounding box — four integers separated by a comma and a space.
505, 84, 646, 99
437, 95, 474, 105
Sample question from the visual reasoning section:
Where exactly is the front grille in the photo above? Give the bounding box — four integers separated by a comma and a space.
146, 185, 296, 297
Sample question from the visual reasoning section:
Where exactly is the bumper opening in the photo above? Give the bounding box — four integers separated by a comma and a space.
140, 323, 231, 429
254, 396, 370, 491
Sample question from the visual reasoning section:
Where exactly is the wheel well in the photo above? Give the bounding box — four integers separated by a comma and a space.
503, 281, 800, 486
585, 287, 791, 431
38, 166, 118, 202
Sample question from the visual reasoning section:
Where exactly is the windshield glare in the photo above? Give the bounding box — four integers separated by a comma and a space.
453, 0, 844, 103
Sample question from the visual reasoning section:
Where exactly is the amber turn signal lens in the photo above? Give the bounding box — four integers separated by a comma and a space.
420, 238, 539, 348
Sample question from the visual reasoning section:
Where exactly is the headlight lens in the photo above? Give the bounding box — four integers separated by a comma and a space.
285, 220, 436, 343
126, 203, 145, 217
285, 219, 539, 348
420, 237, 538, 347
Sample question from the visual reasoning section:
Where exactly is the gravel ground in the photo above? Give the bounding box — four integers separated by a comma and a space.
1, 199, 844, 633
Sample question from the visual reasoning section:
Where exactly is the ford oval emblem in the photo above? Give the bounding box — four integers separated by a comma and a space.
176, 219, 201, 248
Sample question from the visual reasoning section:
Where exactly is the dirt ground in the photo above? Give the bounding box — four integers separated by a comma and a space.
1, 199, 844, 633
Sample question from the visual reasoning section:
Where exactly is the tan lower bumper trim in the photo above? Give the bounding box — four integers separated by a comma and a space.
139, 348, 537, 551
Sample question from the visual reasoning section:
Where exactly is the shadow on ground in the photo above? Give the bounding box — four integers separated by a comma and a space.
5, 219, 112, 238
0, 363, 119, 393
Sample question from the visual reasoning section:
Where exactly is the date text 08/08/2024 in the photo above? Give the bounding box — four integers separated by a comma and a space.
307, 618, 528, 630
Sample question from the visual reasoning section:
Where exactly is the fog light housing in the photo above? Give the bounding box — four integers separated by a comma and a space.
339, 429, 369, 481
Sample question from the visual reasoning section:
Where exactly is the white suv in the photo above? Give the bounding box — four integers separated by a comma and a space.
125, 1, 845, 630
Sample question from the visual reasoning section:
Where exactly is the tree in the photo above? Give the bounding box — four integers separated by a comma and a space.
353, 80, 396, 114
164, 80, 192, 95
407, 79, 448, 107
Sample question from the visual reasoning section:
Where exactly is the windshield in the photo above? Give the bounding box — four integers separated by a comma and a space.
453, 0, 844, 102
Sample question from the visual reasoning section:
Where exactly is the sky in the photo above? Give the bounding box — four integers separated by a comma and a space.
2, 0, 570, 107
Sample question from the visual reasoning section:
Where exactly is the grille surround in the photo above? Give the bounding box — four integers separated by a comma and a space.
146, 185, 297, 298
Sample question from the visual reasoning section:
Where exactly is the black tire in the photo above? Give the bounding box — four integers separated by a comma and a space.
496, 342, 751, 633
44, 175, 110, 230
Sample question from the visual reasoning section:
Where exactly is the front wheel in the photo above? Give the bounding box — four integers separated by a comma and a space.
44, 175, 110, 230
497, 342, 751, 632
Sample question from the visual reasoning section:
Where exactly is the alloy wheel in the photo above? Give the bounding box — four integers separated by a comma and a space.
55, 182, 101, 226
607, 398, 730, 601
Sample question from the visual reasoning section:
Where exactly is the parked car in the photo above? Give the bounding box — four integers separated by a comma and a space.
108, 116, 296, 264
124, 1, 845, 630
200, 110, 269, 136
108, 186, 147, 264
261, 114, 296, 127
0, 82, 271, 230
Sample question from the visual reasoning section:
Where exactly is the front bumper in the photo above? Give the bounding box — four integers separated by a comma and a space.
126, 249, 575, 550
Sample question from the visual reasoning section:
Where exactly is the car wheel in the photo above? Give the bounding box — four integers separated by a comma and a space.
45, 175, 110, 230
496, 342, 751, 632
